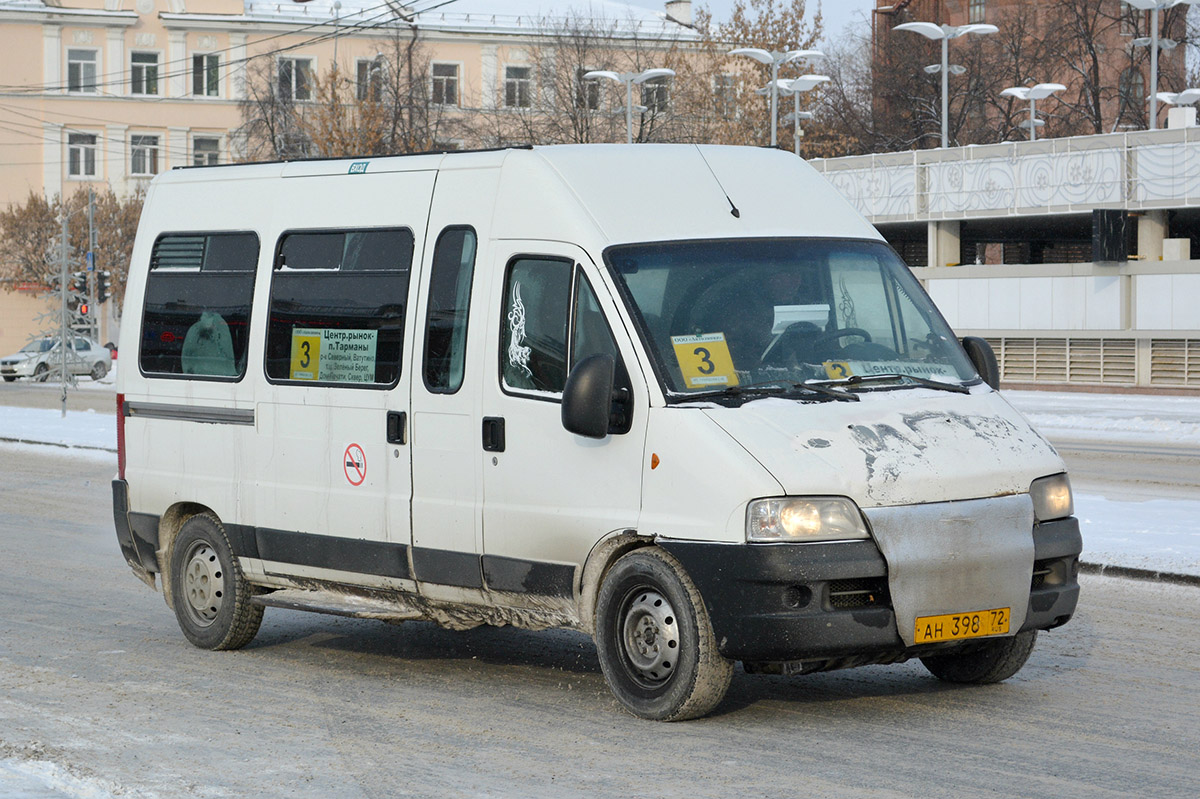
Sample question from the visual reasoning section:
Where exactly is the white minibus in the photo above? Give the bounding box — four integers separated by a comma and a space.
113, 145, 1080, 720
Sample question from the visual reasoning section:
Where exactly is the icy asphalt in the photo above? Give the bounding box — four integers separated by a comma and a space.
0, 374, 1198, 797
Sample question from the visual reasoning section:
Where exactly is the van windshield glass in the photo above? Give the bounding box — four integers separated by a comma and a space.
604, 238, 976, 398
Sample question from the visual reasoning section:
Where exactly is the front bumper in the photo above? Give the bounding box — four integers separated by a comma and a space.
658, 516, 1081, 665
0, 359, 35, 377
112, 479, 160, 589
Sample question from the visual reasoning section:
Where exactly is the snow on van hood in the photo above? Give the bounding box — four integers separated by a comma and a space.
699, 388, 1065, 508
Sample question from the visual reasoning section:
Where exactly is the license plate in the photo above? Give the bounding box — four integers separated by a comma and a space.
914, 607, 1010, 644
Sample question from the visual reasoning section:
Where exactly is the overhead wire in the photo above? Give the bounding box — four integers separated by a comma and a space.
0, 0, 407, 95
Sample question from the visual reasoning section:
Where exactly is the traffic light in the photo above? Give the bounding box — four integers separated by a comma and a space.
80, 303, 90, 316
69, 271, 87, 296
97, 270, 110, 304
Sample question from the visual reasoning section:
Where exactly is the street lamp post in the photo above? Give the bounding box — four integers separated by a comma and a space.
583, 68, 676, 144
999, 82, 1066, 141
767, 75, 830, 155
728, 48, 823, 147
1123, 0, 1200, 131
894, 22, 999, 148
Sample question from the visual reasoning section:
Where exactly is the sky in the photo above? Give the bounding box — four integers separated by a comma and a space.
626, 0, 876, 44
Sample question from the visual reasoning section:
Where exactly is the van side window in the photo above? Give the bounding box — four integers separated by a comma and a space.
500, 258, 572, 395
423, 227, 477, 393
265, 228, 413, 387
139, 232, 258, 379
572, 274, 619, 364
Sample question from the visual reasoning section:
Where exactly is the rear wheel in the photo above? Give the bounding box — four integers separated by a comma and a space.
169, 513, 263, 650
594, 548, 733, 721
921, 630, 1038, 684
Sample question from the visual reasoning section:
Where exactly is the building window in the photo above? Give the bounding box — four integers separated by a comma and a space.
193, 54, 220, 97
193, 136, 220, 166
714, 73, 736, 118
1119, 67, 1145, 115
575, 68, 601, 110
432, 62, 459, 106
67, 49, 97, 93
131, 52, 159, 95
504, 65, 532, 108
969, 0, 986, 23
68, 133, 97, 177
356, 58, 384, 101
278, 57, 314, 101
641, 76, 670, 113
131, 135, 160, 176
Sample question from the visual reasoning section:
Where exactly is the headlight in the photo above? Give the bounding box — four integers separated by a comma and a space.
746, 497, 870, 542
1030, 473, 1073, 522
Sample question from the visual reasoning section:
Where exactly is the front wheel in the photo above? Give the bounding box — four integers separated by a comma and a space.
920, 630, 1038, 684
2, 376, 15, 383
594, 548, 733, 721
90, 361, 108, 380
169, 513, 263, 650
33, 363, 48, 382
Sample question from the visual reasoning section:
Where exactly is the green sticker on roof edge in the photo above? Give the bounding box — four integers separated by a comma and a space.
349, 161, 369, 174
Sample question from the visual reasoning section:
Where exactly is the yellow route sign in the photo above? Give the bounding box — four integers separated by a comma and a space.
672, 333, 739, 389
824, 360, 852, 380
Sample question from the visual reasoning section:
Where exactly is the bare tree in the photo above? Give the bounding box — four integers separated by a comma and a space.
236, 25, 456, 160
0, 187, 141, 313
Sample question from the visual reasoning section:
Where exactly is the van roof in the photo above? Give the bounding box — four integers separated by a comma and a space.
154, 144, 882, 247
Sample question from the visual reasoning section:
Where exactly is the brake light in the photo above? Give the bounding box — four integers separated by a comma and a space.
116, 393, 126, 479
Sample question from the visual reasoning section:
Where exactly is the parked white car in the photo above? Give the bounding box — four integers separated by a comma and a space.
0, 336, 112, 382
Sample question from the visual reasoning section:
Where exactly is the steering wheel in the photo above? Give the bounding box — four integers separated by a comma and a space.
761, 321, 819, 367
811, 327, 873, 353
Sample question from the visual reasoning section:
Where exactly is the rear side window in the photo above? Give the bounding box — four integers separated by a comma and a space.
265, 228, 414, 387
423, 227, 477, 393
139, 232, 259, 379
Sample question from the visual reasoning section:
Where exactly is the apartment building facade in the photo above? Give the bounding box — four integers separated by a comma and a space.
0, 0, 698, 353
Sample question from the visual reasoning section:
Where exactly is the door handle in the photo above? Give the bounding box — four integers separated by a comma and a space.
482, 417, 505, 452
387, 411, 407, 445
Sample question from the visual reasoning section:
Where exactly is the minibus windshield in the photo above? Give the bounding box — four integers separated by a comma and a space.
604, 238, 977, 399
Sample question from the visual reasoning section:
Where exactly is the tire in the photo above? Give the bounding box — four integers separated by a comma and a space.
168, 513, 263, 651
920, 630, 1038, 684
2, 376, 15, 383
90, 361, 108, 381
33, 363, 48, 382
594, 548, 733, 721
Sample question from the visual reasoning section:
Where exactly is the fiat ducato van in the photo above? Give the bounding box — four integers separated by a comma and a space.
113, 145, 1080, 720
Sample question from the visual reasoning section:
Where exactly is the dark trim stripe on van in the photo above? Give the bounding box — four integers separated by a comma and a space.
119, 507, 575, 598
124, 401, 255, 426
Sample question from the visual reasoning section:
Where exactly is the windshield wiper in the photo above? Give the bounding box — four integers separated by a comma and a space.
792, 381, 860, 402
810, 373, 970, 395
688, 379, 856, 404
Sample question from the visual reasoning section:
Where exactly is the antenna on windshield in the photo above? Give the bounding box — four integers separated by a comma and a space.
694, 145, 741, 219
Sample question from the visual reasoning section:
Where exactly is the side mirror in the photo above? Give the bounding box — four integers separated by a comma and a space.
961, 336, 1000, 390
562, 354, 615, 439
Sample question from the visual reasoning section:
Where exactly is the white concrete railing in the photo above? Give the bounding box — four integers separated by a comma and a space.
810, 127, 1200, 223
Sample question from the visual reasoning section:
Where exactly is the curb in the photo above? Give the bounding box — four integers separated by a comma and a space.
1080, 561, 1200, 588
0, 436, 116, 454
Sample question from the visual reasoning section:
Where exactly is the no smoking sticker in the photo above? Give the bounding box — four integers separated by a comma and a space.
343, 443, 366, 486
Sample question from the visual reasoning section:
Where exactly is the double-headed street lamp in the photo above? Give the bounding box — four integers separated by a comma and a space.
894, 22, 998, 148
1122, 0, 1200, 131
728, 48, 823, 147
999, 82, 1066, 141
762, 75, 831, 155
583, 68, 676, 144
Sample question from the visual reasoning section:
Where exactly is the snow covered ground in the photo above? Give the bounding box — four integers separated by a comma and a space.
1, 379, 1197, 579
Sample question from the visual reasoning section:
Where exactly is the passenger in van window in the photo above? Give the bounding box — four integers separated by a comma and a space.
181, 311, 237, 376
